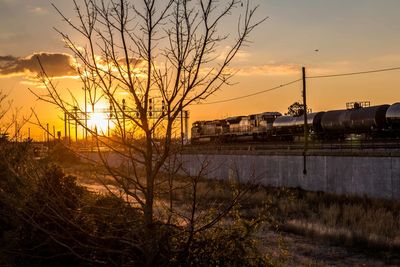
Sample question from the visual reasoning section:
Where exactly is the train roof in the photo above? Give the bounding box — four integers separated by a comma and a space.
192, 119, 226, 125
258, 112, 282, 116
273, 112, 324, 127
226, 112, 281, 120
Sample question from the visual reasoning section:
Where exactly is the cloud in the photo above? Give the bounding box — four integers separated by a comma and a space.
30, 6, 48, 15
234, 63, 301, 76
0, 52, 77, 78
217, 46, 251, 62
0, 55, 16, 61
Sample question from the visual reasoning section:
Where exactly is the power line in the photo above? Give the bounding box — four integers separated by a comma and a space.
197, 78, 302, 105
196, 65, 400, 105
308, 66, 400, 79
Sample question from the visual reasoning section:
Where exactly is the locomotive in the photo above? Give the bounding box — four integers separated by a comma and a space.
191, 102, 400, 143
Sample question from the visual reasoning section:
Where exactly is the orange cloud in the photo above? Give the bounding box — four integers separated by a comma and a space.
0, 52, 77, 78
233, 63, 300, 76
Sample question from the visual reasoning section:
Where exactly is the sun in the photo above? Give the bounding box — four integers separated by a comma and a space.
87, 112, 110, 134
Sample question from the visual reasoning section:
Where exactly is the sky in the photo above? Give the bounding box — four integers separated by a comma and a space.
1, 0, 400, 139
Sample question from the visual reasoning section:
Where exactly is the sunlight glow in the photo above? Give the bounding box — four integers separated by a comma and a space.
87, 112, 109, 134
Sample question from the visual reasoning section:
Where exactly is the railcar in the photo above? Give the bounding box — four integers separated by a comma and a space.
320, 104, 390, 138
272, 112, 325, 139
386, 103, 400, 129
190, 102, 400, 144
226, 112, 281, 141
191, 112, 281, 143
348, 105, 389, 132
191, 119, 228, 143
253, 112, 282, 136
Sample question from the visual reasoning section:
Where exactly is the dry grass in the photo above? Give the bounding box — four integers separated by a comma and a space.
59, 153, 400, 253
260, 188, 400, 251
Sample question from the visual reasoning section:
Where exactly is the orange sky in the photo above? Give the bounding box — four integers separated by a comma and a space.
1, 0, 400, 140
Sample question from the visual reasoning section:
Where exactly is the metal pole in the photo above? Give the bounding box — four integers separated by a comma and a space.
14, 120, 17, 142
84, 88, 88, 142
180, 105, 184, 146
184, 110, 189, 144
302, 67, 308, 175
68, 114, 71, 145
46, 123, 50, 148
108, 101, 112, 138
28, 127, 31, 140
122, 99, 126, 140
74, 106, 78, 142
53, 125, 55, 141
64, 111, 67, 140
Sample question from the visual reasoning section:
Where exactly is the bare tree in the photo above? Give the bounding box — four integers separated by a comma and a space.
0, 90, 12, 140
33, 0, 263, 226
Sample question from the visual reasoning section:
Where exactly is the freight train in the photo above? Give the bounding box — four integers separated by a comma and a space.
191, 102, 400, 143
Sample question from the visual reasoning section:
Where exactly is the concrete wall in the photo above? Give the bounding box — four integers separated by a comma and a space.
79, 150, 400, 200
181, 153, 400, 200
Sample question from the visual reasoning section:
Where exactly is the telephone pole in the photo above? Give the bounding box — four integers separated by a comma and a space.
302, 66, 308, 175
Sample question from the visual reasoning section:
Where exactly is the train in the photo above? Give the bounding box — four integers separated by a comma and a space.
191, 102, 400, 143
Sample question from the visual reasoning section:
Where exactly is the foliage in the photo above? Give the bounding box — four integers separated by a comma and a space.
26, 0, 268, 265
0, 140, 267, 266
48, 143, 81, 165
286, 101, 305, 116
182, 221, 266, 266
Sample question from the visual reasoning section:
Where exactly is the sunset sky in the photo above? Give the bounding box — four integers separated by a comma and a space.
1, 0, 400, 139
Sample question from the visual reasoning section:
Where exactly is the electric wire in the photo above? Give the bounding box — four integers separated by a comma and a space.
196, 65, 400, 105
197, 78, 302, 105
307, 66, 400, 79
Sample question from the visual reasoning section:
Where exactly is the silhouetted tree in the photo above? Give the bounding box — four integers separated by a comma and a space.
30, 0, 266, 265
286, 101, 306, 116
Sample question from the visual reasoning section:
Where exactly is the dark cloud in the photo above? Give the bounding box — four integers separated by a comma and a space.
116, 57, 143, 66
0, 52, 76, 78
98, 57, 144, 68
0, 55, 16, 61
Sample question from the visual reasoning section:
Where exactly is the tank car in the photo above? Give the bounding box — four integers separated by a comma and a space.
272, 112, 325, 139
321, 105, 389, 137
386, 102, 400, 129
320, 109, 351, 134
348, 105, 389, 132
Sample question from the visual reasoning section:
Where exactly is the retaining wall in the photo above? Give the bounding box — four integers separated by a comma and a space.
181, 153, 400, 200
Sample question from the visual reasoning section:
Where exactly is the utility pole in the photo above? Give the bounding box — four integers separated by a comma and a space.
180, 105, 184, 146
46, 123, 50, 148
108, 100, 112, 137
68, 112, 71, 145
74, 106, 78, 142
14, 120, 17, 142
122, 99, 126, 140
64, 111, 67, 141
184, 110, 189, 144
302, 67, 308, 175
84, 88, 88, 142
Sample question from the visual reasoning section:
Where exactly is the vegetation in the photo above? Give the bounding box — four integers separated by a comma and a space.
24, 0, 271, 264
32, 0, 265, 230
285, 101, 306, 116
0, 141, 269, 266
224, 186, 400, 251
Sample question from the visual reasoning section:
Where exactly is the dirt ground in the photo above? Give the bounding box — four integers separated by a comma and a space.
261, 230, 400, 266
